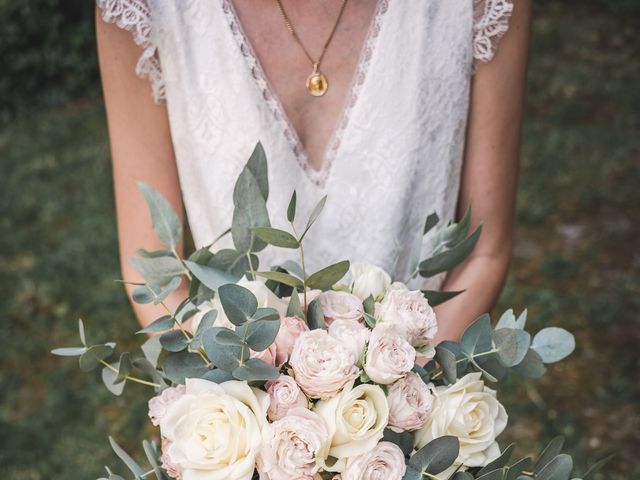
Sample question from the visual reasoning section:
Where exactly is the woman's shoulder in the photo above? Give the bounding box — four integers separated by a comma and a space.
96, 0, 164, 102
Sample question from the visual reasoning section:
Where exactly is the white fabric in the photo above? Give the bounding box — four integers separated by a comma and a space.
97, 0, 513, 288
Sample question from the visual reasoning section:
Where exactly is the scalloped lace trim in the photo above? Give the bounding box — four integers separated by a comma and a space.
473, 0, 514, 63
222, 0, 389, 188
96, 0, 165, 102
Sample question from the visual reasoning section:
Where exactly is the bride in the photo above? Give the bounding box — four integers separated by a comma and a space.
96, 0, 532, 342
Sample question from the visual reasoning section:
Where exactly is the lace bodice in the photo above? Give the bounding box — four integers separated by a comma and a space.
97, 0, 514, 288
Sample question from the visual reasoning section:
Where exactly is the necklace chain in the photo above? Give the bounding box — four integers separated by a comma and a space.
275, 0, 349, 71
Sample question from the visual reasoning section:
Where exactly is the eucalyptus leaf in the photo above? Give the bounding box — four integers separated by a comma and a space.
476, 354, 507, 381
496, 309, 517, 330
300, 195, 327, 240
109, 436, 145, 478
419, 225, 481, 277
236, 319, 280, 352
162, 351, 210, 384
114, 352, 132, 384
246, 141, 269, 201
535, 436, 565, 472
281, 260, 304, 279
493, 328, 531, 367
382, 429, 414, 457
451, 473, 474, 480
138, 182, 182, 248
252, 307, 281, 321
153, 276, 182, 305
208, 249, 254, 280
102, 362, 125, 396
232, 166, 270, 253
256, 271, 304, 288
531, 327, 576, 363
506, 457, 533, 480
136, 248, 173, 259
214, 328, 245, 347
515, 309, 528, 329
201, 368, 235, 383
232, 358, 280, 381
435, 345, 458, 384
444, 205, 473, 248
160, 330, 190, 352
132, 285, 158, 304
307, 298, 325, 330
141, 335, 163, 367
79, 344, 114, 372
132, 357, 165, 388
253, 227, 299, 248
363, 295, 375, 315
306, 260, 350, 290
424, 212, 440, 235
78, 319, 86, 346
422, 289, 465, 307
402, 465, 422, 480
128, 256, 185, 287
137, 315, 174, 334
185, 260, 237, 292
364, 312, 377, 329
460, 313, 492, 356
191, 310, 218, 349
536, 454, 573, 480
51, 347, 86, 357
202, 328, 244, 371
582, 454, 614, 480
477, 444, 515, 476
287, 190, 297, 222
408, 435, 460, 475
142, 440, 165, 480
513, 348, 546, 378
287, 288, 303, 318
218, 283, 258, 325
475, 469, 504, 480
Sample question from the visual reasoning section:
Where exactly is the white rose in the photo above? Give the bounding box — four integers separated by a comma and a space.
376, 287, 438, 352
265, 375, 309, 421
315, 382, 389, 472
387, 372, 435, 432
290, 329, 360, 399
364, 324, 415, 385
342, 441, 406, 480
349, 262, 392, 301
328, 319, 371, 364
415, 373, 508, 467
160, 378, 269, 480
319, 290, 364, 325
257, 408, 330, 480
191, 279, 287, 332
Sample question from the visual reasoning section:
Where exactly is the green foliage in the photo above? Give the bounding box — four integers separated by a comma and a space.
405, 436, 460, 479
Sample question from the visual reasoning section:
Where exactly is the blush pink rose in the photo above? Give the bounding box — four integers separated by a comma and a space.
274, 315, 309, 364
265, 375, 309, 421
319, 290, 364, 325
364, 324, 415, 385
290, 329, 360, 399
376, 287, 438, 351
328, 318, 371, 364
342, 442, 406, 480
257, 408, 330, 480
387, 372, 435, 432
148, 385, 186, 426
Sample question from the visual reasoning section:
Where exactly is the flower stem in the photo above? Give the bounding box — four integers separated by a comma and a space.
99, 359, 161, 388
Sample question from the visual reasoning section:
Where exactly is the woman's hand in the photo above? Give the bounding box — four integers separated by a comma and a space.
433, 0, 533, 343
96, 8, 188, 327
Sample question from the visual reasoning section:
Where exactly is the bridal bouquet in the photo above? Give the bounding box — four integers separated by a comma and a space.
53, 144, 608, 480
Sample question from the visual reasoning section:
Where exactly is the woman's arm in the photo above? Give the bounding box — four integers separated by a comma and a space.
433, 0, 533, 343
96, 8, 188, 328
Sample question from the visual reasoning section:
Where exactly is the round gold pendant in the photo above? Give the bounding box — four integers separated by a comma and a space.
306, 70, 329, 97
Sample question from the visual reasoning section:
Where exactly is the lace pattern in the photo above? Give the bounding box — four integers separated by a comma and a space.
96, 0, 165, 102
472, 0, 514, 63
221, 0, 389, 188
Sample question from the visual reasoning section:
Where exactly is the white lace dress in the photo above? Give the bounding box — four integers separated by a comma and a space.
97, 0, 514, 288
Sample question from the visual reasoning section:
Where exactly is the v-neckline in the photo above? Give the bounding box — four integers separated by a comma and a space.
221, 0, 389, 187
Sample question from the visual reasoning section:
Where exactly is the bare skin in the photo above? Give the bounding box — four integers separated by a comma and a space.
97, 0, 533, 336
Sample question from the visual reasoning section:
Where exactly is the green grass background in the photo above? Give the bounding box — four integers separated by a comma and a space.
0, 2, 638, 479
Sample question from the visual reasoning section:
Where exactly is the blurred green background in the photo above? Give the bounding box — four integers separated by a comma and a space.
0, 1, 638, 478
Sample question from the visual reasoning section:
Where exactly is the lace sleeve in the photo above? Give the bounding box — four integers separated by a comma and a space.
473, 0, 514, 64
96, 0, 165, 102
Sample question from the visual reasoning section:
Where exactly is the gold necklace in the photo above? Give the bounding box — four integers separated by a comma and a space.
275, 0, 349, 97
